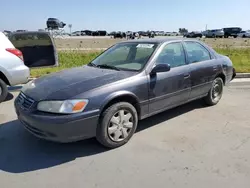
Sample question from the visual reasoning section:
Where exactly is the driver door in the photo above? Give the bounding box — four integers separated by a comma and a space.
148, 42, 191, 114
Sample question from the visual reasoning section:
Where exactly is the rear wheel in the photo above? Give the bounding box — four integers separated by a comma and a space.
204, 77, 224, 106
0, 78, 8, 103
96, 102, 138, 148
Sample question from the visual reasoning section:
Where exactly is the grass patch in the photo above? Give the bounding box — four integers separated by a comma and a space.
31, 50, 101, 77
215, 48, 250, 73
30, 48, 250, 77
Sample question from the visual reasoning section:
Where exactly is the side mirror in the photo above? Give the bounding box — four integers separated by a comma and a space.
151, 63, 171, 74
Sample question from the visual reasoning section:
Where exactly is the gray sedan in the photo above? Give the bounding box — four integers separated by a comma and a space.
14, 38, 236, 148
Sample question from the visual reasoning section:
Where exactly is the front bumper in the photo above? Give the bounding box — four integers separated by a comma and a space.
14, 101, 100, 143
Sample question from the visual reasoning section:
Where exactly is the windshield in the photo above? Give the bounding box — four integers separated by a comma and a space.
89, 42, 158, 71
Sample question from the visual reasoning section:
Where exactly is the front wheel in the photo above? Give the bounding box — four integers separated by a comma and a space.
96, 102, 138, 148
204, 77, 224, 106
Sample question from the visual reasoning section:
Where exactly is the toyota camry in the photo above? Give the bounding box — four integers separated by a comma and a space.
14, 38, 236, 148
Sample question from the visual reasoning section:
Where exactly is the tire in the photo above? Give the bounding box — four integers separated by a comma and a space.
204, 77, 224, 106
96, 102, 138, 148
0, 78, 8, 103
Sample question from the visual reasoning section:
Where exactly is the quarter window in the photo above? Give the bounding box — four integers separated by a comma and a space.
184, 42, 211, 63
155, 42, 186, 68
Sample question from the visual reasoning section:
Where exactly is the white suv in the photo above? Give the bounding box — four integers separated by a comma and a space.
237, 31, 250, 38
0, 32, 30, 102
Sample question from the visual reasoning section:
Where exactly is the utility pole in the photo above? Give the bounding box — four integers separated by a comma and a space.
205, 24, 208, 31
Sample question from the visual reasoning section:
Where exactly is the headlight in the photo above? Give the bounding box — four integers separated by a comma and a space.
37, 99, 88, 114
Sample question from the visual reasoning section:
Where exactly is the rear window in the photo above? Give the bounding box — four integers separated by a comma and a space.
9, 33, 53, 48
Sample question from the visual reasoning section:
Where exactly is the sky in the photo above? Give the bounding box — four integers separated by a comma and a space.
1, 0, 250, 32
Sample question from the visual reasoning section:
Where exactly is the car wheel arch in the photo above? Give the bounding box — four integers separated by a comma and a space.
214, 73, 226, 85
0, 71, 10, 85
100, 91, 141, 119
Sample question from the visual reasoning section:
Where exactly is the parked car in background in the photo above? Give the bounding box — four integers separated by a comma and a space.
148, 31, 155, 38
0, 32, 30, 102
92, 31, 100, 36
81, 30, 92, 36
71, 31, 81, 36
185, 31, 203, 38
15, 38, 235, 148
205, 29, 224, 38
113, 32, 126, 39
97, 30, 107, 36
3, 30, 11, 37
138, 31, 148, 37
223, 27, 242, 38
237, 30, 250, 38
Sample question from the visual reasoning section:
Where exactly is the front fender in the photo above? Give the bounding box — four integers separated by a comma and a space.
100, 90, 140, 112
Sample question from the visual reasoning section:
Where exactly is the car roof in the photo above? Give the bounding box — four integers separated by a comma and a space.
119, 37, 201, 44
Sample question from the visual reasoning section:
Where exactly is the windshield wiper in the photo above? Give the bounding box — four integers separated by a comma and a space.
88, 62, 97, 67
97, 64, 121, 71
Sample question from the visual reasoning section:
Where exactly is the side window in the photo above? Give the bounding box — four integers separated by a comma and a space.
184, 42, 211, 63
155, 42, 186, 68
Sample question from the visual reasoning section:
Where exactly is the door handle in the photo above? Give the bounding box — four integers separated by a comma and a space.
184, 74, 190, 79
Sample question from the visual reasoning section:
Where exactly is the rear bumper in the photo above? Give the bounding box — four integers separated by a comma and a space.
15, 102, 100, 143
8, 65, 30, 86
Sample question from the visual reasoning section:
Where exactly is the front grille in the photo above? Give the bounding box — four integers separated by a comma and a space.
16, 92, 35, 109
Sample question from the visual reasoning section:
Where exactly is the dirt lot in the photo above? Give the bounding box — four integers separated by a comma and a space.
54, 37, 250, 50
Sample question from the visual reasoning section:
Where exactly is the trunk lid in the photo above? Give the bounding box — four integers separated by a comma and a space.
8, 31, 58, 68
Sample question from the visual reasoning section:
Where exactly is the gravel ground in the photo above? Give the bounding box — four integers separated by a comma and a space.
0, 83, 250, 188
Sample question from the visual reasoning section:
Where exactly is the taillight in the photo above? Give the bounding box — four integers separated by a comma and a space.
6, 48, 24, 61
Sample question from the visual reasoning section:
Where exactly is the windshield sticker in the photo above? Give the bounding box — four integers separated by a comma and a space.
136, 44, 154, 48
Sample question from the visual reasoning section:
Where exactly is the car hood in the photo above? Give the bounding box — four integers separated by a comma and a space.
22, 65, 136, 101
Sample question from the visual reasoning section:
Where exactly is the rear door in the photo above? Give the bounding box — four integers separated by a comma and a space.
9, 32, 58, 68
183, 41, 218, 99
